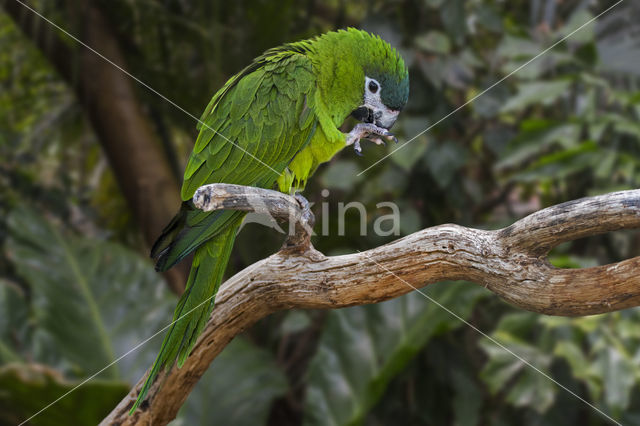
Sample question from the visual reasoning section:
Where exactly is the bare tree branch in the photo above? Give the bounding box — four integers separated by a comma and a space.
103, 187, 640, 425
192, 184, 315, 248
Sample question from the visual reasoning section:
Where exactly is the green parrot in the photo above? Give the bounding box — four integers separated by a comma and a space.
131, 28, 409, 412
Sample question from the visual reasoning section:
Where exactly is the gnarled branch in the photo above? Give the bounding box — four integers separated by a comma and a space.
102, 186, 640, 425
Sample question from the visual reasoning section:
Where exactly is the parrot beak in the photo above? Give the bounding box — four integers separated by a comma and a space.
351, 106, 374, 123
351, 105, 399, 130
374, 107, 399, 130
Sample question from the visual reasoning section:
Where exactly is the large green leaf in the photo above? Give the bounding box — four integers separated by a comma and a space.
303, 281, 487, 426
4, 207, 174, 381
482, 310, 640, 421
478, 314, 557, 413
495, 36, 571, 80
0, 363, 129, 426
500, 80, 572, 113
557, 9, 595, 44
389, 116, 429, 171
495, 122, 580, 173
172, 337, 288, 426
543, 311, 640, 417
509, 141, 600, 183
0, 280, 27, 363
424, 141, 468, 189
415, 31, 451, 54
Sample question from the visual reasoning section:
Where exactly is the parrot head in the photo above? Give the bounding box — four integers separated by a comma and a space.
311, 28, 409, 132
346, 29, 409, 130
351, 71, 408, 130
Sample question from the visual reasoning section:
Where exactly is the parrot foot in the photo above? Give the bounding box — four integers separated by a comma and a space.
294, 193, 311, 213
282, 193, 315, 251
345, 123, 398, 155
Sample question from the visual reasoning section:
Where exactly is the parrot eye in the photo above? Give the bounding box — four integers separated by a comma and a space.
368, 80, 379, 93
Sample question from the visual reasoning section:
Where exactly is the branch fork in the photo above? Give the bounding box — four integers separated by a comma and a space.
103, 187, 640, 425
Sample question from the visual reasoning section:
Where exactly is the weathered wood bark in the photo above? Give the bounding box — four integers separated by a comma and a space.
3, 0, 189, 292
102, 186, 640, 425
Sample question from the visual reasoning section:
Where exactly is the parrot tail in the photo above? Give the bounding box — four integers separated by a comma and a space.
130, 220, 240, 414
151, 201, 243, 272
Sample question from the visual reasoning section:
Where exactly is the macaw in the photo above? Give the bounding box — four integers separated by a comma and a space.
132, 28, 409, 412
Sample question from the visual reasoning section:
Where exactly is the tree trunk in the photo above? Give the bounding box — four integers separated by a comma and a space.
3, 0, 189, 292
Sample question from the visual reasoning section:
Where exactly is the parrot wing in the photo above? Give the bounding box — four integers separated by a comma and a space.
152, 47, 318, 271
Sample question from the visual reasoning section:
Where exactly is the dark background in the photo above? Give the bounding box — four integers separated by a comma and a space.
1, 0, 640, 424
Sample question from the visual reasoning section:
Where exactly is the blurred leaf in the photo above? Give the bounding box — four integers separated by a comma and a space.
399, 205, 422, 235
440, 0, 467, 44
496, 35, 543, 59
482, 124, 514, 155
575, 42, 598, 67
280, 310, 312, 335
0, 280, 28, 363
496, 34, 571, 79
304, 282, 487, 425
459, 49, 484, 69
596, 347, 636, 414
5, 207, 174, 381
443, 56, 474, 89
503, 364, 556, 413
389, 120, 428, 171
321, 160, 361, 191
0, 363, 128, 426
496, 122, 580, 172
500, 80, 571, 113
602, 113, 640, 139
548, 254, 598, 269
490, 312, 538, 336
474, 4, 502, 33
361, 166, 408, 202
557, 9, 595, 44
451, 368, 483, 426
415, 31, 451, 54
174, 337, 288, 426
417, 55, 448, 89
424, 141, 468, 188
425, 0, 444, 8
554, 341, 602, 399
472, 82, 510, 118
510, 141, 598, 183
597, 3, 640, 77
479, 328, 556, 413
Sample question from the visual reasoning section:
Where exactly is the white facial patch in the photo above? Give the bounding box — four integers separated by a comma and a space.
364, 76, 384, 111
363, 76, 399, 129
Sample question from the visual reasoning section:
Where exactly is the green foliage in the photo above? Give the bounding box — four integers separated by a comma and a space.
174, 337, 288, 426
1, 207, 174, 422
304, 283, 487, 425
479, 313, 557, 413
2, 0, 640, 424
500, 80, 572, 113
479, 310, 640, 423
0, 363, 129, 426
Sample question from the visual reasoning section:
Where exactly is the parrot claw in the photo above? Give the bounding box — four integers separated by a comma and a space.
345, 123, 397, 155
354, 140, 363, 156
293, 193, 310, 212
283, 192, 315, 250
